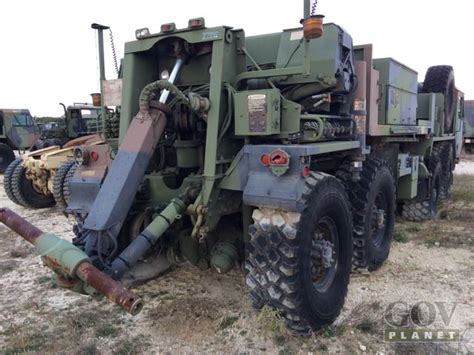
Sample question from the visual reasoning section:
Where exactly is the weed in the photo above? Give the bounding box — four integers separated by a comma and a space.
219, 315, 239, 330
115, 336, 151, 355
452, 175, 474, 203
0, 261, 16, 275
3, 330, 46, 354
256, 306, 288, 344
394, 229, 409, 243
355, 318, 377, 334
79, 343, 99, 355
9, 248, 30, 258
405, 224, 421, 233
320, 324, 345, 338
95, 323, 119, 337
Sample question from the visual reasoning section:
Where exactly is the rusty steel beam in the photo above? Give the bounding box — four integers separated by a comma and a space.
0, 208, 143, 315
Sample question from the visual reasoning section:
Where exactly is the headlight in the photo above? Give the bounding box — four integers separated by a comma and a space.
135, 28, 150, 40
74, 147, 89, 165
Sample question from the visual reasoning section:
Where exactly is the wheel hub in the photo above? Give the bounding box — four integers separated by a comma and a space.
312, 239, 334, 268
374, 208, 385, 229
310, 216, 339, 292
371, 192, 388, 246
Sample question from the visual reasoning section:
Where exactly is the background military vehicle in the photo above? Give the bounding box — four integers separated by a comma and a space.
0, 109, 40, 172
464, 100, 474, 153
3, 100, 119, 209
0, 0, 465, 333
30, 103, 105, 150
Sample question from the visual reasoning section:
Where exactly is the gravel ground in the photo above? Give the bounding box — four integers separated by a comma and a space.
0, 161, 473, 354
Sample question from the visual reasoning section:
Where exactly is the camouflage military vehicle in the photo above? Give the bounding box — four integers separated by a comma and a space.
0, 109, 40, 172
464, 100, 474, 153
0, 0, 465, 332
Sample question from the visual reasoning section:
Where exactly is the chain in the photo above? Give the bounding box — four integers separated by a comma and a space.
311, 0, 318, 16
108, 29, 119, 76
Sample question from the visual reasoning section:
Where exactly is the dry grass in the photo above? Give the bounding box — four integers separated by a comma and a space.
395, 174, 474, 249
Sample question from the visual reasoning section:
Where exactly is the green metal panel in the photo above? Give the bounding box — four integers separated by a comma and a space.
234, 89, 281, 136
276, 25, 342, 78
465, 100, 474, 138
397, 155, 419, 200
281, 99, 302, 134
244, 33, 282, 68
125, 27, 227, 54
244, 23, 352, 87
373, 58, 418, 126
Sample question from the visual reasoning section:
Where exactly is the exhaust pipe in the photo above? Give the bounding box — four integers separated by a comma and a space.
0, 208, 143, 316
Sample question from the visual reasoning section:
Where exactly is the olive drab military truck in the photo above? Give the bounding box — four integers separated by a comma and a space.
3, 101, 120, 209
464, 100, 474, 153
0, 0, 465, 333
30, 103, 105, 150
0, 109, 40, 172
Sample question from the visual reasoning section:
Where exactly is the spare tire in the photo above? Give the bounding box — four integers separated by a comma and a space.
422, 66, 456, 133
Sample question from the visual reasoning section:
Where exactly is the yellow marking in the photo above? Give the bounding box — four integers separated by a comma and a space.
81, 170, 97, 177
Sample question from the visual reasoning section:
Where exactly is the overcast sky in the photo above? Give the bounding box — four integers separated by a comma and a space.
0, 0, 471, 116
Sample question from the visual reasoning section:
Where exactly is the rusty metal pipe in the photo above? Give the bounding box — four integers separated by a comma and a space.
76, 263, 143, 315
0, 208, 143, 315
0, 208, 42, 244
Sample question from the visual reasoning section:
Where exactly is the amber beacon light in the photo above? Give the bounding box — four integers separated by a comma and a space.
303, 14, 325, 40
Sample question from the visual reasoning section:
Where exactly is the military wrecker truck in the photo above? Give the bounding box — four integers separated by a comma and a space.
0, 109, 40, 172
0, 0, 464, 332
464, 100, 474, 153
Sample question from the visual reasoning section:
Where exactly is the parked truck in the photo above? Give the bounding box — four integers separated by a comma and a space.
464, 100, 474, 153
30, 103, 106, 150
0, 109, 40, 172
0, 0, 464, 332
3, 102, 119, 209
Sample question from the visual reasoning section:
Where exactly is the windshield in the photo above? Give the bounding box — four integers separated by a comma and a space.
466, 105, 474, 126
80, 109, 100, 119
12, 113, 34, 127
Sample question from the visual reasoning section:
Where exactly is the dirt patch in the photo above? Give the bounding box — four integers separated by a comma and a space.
0, 174, 472, 353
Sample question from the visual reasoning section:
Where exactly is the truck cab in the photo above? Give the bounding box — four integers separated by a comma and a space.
0, 109, 39, 149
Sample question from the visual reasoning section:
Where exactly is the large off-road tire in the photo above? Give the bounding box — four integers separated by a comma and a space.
11, 163, 56, 209
336, 157, 396, 271
245, 172, 353, 332
52, 160, 75, 208
433, 142, 454, 200
0, 143, 15, 173
62, 163, 78, 204
422, 66, 456, 133
402, 156, 442, 222
3, 158, 23, 205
